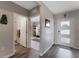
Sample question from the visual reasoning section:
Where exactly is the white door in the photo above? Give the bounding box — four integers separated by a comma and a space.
14, 13, 28, 47
57, 18, 75, 47
20, 16, 27, 47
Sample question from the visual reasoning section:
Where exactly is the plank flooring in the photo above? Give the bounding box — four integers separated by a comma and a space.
10, 44, 79, 58
41, 44, 79, 58
10, 44, 39, 58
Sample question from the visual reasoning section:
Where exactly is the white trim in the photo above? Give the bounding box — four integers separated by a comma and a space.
40, 43, 79, 56
70, 45, 79, 50
4, 50, 16, 58
40, 43, 54, 56
55, 43, 79, 50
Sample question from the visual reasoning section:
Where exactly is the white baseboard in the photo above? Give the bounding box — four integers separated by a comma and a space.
4, 50, 16, 58
55, 43, 79, 50
40, 43, 54, 56
71, 45, 79, 49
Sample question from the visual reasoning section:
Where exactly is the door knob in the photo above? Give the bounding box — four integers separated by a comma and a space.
58, 30, 60, 32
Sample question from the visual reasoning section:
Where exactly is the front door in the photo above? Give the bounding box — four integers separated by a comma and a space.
57, 18, 75, 47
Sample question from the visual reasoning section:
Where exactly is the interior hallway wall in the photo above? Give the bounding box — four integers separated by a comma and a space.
37, 2, 54, 56
0, 8, 14, 58
0, 1, 28, 57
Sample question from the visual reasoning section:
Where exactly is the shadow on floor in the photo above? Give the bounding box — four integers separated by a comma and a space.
41, 44, 79, 58
10, 44, 40, 58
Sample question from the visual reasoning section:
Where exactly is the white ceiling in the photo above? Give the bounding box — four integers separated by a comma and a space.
12, 1, 79, 15
12, 1, 38, 10
43, 1, 79, 15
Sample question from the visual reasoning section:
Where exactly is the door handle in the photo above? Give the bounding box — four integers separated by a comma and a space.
58, 30, 60, 32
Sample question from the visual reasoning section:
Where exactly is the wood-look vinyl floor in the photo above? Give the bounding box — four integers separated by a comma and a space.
41, 44, 79, 58
10, 44, 79, 58
10, 44, 39, 58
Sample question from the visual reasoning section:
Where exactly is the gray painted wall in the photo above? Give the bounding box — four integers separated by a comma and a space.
39, 2, 54, 55
0, 1, 28, 57
0, 8, 14, 57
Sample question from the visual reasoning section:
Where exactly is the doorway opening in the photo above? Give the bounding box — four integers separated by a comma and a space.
31, 15, 40, 51
13, 13, 28, 54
